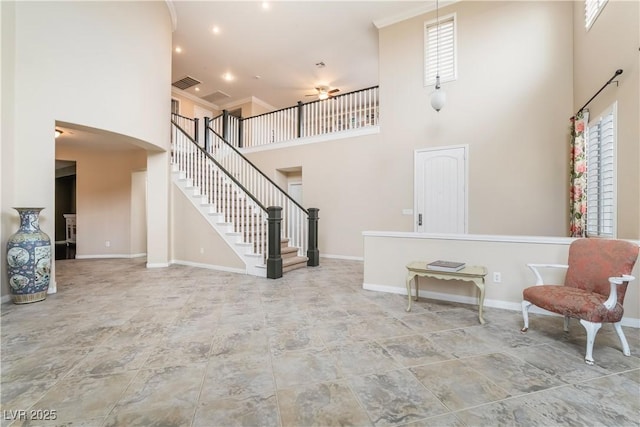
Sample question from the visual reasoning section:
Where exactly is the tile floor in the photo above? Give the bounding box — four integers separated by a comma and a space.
1, 258, 639, 427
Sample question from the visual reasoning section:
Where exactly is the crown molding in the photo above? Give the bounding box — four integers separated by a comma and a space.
373, 0, 458, 29
165, 0, 177, 32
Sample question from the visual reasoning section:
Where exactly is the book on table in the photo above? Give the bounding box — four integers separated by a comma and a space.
426, 260, 466, 272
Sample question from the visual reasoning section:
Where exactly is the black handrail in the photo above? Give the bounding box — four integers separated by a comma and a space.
206, 126, 309, 215
241, 105, 298, 122
171, 112, 196, 122
172, 120, 268, 213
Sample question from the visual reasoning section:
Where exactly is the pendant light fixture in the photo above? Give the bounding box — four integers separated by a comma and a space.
430, 0, 446, 112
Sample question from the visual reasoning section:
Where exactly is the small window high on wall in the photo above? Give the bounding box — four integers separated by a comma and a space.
586, 103, 616, 237
585, 0, 608, 30
424, 14, 456, 87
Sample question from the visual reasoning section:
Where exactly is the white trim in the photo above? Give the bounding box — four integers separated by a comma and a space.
321, 254, 364, 262
171, 259, 246, 275
146, 262, 170, 268
164, 0, 177, 32
374, 0, 458, 29
362, 231, 586, 246
240, 126, 380, 154
75, 253, 147, 259
362, 282, 640, 328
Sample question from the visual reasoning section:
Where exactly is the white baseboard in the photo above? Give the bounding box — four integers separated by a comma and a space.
321, 254, 364, 261
170, 259, 246, 275
146, 262, 170, 268
75, 253, 147, 260
362, 282, 640, 329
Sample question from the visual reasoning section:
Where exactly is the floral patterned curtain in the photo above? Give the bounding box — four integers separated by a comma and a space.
569, 109, 589, 237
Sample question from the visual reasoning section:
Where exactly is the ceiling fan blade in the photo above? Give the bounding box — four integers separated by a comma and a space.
328, 89, 340, 94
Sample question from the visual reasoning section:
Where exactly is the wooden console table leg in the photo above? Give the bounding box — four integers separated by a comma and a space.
474, 279, 486, 324
406, 272, 417, 312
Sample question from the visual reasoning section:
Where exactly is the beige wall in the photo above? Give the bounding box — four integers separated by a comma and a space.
572, 0, 639, 239
172, 91, 221, 119
246, 1, 575, 258
171, 185, 245, 270
363, 233, 640, 325
1, 1, 172, 297
55, 144, 147, 257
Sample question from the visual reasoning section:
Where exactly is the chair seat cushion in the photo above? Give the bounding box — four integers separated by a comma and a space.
523, 285, 624, 323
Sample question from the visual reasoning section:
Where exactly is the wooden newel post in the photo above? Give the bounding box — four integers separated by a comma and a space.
267, 206, 283, 279
307, 208, 319, 266
297, 101, 304, 138
222, 109, 230, 141
203, 117, 210, 151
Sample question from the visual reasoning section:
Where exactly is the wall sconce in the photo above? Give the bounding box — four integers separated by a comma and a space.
54, 129, 63, 138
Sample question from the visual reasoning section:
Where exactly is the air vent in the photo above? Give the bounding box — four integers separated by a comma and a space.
172, 76, 201, 90
203, 90, 231, 103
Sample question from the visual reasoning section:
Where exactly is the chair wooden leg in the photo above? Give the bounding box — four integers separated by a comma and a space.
613, 322, 631, 356
579, 319, 602, 365
520, 300, 532, 332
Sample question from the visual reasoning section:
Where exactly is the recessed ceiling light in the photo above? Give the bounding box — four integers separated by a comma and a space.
54, 129, 63, 138
194, 87, 200, 92
222, 72, 234, 82
175, 46, 182, 53
262, 2, 270, 10
212, 26, 220, 34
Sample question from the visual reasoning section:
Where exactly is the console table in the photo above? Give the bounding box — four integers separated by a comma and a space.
405, 262, 488, 324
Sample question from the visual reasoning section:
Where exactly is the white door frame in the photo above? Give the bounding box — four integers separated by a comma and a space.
414, 144, 468, 233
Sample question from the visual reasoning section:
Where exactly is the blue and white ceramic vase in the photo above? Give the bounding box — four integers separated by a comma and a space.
6, 208, 51, 304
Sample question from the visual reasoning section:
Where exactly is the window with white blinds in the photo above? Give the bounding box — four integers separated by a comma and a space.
586, 104, 616, 237
585, 0, 608, 29
424, 14, 456, 87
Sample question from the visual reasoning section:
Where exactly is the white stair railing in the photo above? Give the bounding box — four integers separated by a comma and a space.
302, 86, 378, 137
172, 122, 269, 259
207, 127, 309, 257
237, 86, 379, 148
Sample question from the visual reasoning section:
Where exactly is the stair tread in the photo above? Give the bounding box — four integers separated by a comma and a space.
283, 255, 308, 266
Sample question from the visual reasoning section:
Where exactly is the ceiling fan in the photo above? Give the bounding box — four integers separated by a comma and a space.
305, 86, 339, 100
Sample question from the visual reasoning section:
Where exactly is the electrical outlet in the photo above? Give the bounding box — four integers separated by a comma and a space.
493, 272, 501, 283
200, 247, 204, 254
105, 240, 111, 247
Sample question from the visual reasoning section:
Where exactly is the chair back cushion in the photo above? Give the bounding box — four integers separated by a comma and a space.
565, 239, 638, 303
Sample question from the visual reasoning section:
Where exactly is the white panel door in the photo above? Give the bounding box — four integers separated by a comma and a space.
415, 146, 467, 233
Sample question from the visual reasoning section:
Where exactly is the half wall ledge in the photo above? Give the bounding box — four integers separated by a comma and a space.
362, 231, 640, 328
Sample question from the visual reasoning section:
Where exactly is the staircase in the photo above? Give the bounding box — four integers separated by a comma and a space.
171, 119, 315, 277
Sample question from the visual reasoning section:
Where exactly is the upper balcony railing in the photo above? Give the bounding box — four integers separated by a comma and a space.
203, 85, 379, 149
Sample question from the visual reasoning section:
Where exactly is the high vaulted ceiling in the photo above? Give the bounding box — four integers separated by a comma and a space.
170, 1, 436, 110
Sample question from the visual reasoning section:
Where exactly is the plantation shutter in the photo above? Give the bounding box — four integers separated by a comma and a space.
425, 16, 456, 86
585, 0, 608, 29
586, 110, 615, 237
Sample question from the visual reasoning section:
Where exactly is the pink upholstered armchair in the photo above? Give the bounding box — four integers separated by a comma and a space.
520, 238, 638, 365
